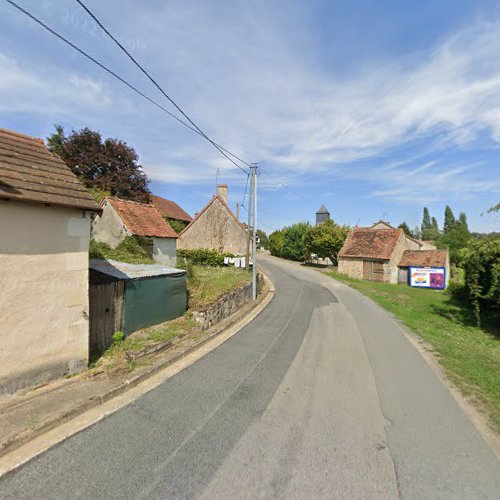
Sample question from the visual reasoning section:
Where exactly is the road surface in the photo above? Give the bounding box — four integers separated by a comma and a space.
1, 254, 499, 499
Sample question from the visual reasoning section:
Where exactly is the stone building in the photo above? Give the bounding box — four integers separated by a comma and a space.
338, 221, 445, 285
92, 197, 178, 266
316, 205, 330, 225
177, 185, 248, 255
0, 127, 100, 394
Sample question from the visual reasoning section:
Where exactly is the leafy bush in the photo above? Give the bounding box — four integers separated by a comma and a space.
459, 237, 500, 325
89, 236, 154, 264
177, 248, 235, 267
268, 222, 311, 261
303, 219, 349, 265
166, 218, 188, 234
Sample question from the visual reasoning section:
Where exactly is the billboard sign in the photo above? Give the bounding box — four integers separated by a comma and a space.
409, 267, 446, 289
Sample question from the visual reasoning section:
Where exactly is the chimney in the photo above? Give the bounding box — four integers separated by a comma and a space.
236, 203, 240, 221
217, 184, 228, 204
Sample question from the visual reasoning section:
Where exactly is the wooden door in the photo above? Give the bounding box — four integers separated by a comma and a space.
363, 260, 384, 281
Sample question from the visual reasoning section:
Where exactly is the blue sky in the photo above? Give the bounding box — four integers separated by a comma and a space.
1, 0, 499, 233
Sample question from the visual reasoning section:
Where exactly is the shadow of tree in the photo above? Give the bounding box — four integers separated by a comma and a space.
430, 294, 500, 339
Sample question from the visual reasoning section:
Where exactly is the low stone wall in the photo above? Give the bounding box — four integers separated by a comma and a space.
192, 273, 263, 330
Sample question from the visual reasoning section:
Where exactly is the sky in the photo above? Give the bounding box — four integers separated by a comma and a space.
1, 0, 499, 233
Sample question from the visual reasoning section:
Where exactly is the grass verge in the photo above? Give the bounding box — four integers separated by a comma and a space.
326, 270, 500, 434
187, 265, 252, 310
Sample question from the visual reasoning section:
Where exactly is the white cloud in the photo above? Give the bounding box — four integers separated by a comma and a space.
2, 1, 500, 206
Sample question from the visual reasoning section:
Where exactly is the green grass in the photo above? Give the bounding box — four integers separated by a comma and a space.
187, 265, 252, 309
326, 270, 500, 434
89, 236, 154, 265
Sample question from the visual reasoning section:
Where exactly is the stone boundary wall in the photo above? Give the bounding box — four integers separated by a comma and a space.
192, 273, 263, 330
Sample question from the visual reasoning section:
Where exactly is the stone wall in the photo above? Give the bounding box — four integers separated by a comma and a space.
338, 258, 363, 279
0, 201, 91, 395
192, 274, 263, 330
178, 196, 248, 255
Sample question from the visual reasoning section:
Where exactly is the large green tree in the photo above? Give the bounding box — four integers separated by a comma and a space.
303, 219, 349, 265
47, 125, 150, 203
421, 207, 437, 240
444, 205, 456, 234
256, 229, 268, 249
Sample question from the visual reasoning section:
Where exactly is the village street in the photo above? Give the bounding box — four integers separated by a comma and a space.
1, 254, 499, 499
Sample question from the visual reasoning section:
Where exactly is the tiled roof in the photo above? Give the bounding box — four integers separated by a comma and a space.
0, 128, 100, 211
399, 250, 448, 268
150, 194, 192, 222
106, 197, 178, 238
338, 228, 402, 260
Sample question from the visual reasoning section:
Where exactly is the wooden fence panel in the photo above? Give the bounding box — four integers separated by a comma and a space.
89, 281, 124, 359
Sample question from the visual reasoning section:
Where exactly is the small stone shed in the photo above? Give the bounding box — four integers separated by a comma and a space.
398, 250, 450, 287
178, 185, 249, 256
0, 127, 100, 394
92, 197, 178, 266
89, 259, 187, 356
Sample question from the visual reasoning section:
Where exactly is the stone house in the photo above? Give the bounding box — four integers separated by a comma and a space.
92, 197, 178, 266
150, 194, 192, 230
338, 221, 441, 284
0, 127, 100, 394
177, 185, 248, 255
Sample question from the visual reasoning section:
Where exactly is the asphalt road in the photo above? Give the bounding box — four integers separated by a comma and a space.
1, 255, 499, 499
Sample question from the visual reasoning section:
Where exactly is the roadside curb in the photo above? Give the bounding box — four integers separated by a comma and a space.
0, 272, 275, 476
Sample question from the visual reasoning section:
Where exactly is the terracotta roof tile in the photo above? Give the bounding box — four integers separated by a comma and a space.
0, 128, 100, 211
106, 197, 178, 238
150, 194, 192, 222
399, 250, 448, 268
339, 228, 402, 260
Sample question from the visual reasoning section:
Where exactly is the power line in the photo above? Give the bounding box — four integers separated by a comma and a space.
241, 173, 250, 208
6, 0, 249, 175
259, 167, 316, 205
74, 0, 250, 174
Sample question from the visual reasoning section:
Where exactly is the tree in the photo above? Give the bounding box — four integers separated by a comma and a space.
429, 216, 440, 239
443, 205, 456, 234
459, 236, 500, 325
458, 212, 469, 233
256, 229, 268, 249
47, 125, 150, 203
398, 222, 412, 237
487, 202, 500, 213
303, 219, 349, 265
282, 222, 311, 261
413, 225, 421, 239
437, 213, 471, 265
268, 229, 285, 257
421, 207, 435, 240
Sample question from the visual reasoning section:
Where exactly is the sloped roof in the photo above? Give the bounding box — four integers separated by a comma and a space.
90, 259, 185, 279
370, 220, 394, 229
180, 194, 246, 236
106, 197, 178, 238
0, 128, 100, 211
150, 194, 192, 222
399, 250, 448, 268
338, 228, 402, 260
316, 204, 330, 214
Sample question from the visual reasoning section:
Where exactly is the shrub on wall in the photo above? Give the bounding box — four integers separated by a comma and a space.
177, 248, 235, 267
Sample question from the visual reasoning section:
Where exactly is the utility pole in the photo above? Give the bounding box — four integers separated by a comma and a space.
252, 163, 258, 300
245, 171, 253, 272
